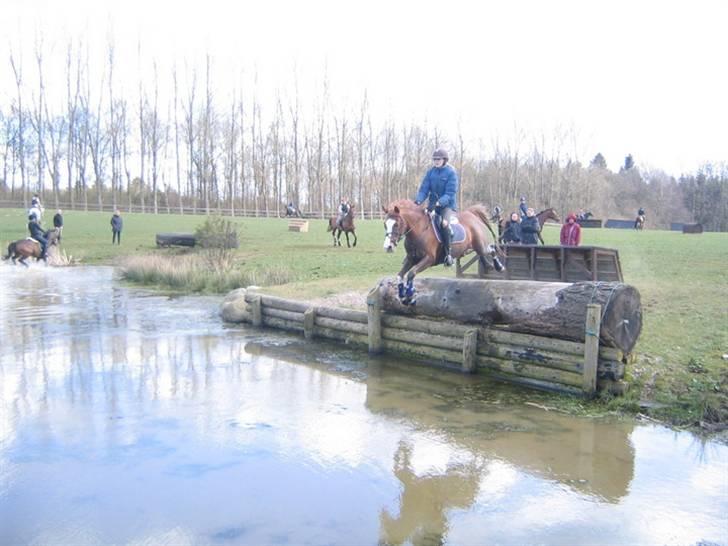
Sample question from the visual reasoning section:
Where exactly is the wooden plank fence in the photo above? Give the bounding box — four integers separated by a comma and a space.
221, 287, 630, 397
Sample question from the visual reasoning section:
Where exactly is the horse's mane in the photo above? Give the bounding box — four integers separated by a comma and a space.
385, 198, 418, 212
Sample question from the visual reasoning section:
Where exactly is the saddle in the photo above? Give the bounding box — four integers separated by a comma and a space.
430, 213, 466, 244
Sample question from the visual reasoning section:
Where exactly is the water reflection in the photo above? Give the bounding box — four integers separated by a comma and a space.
0, 266, 726, 546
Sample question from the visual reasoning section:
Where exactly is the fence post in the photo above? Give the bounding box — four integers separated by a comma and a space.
367, 286, 383, 354
462, 329, 478, 373
250, 294, 263, 327
303, 307, 316, 340
583, 304, 601, 395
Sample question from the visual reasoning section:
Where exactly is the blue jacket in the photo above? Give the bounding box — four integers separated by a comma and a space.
519, 201, 528, 217
415, 164, 458, 211
501, 220, 522, 244
111, 214, 123, 231
520, 216, 540, 244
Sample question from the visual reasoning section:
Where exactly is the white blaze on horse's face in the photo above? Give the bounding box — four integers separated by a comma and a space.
383, 218, 397, 252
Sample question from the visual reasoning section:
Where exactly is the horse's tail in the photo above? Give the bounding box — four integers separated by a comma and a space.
3, 242, 15, 260
467, 204, 500, 242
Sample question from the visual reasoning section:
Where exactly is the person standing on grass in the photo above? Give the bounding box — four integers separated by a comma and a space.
560, 212, 582, 246
111, 209, 123, 245
53, 210, 64, 242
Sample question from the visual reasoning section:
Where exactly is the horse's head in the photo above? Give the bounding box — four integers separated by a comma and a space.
46, 228, 60, 247
382, 205, 407, 253
543, 208, 561, 223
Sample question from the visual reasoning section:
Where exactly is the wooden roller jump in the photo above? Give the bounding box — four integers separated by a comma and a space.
221, 277, 641, 397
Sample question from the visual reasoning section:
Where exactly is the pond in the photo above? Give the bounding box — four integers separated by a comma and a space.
0, 266, 726, 545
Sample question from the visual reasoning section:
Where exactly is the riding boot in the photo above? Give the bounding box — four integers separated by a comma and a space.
441, 227, 453, 266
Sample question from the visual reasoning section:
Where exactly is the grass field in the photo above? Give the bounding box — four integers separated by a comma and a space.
1, 207, 726, 431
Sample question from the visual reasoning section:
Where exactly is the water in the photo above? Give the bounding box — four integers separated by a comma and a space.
0, 265, 726, 545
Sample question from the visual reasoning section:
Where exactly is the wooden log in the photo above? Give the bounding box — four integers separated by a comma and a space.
485, 328, 585, 356
244, 292, 310, 314
317, 306, 368, 324
476, 355, 583, 387
462, 329, 478, 373
155, 232, 196, 247
481, 370, 584, 396
380, 339, 463, 366
367, 287, 383, 354
381, 313, 470, 338
314, 315, 369, 335
582, 304, 601, 395
250, 294, 263, 327
262, 307, 304, 323
382, 326, 463, 352
303, 308, 315, 340
478, 343, 583, 373
314, 325, 368, 346
377, 277, 642, 353
261, 315, 303, 333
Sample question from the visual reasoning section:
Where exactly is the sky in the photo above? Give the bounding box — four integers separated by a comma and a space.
1, 0, 726, 177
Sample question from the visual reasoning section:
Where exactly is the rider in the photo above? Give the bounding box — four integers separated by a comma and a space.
519, 196, 528, 218
636, 207, 646, 228
28, 213, 48, 259
286, 202, 296, 216
414, 148, 459, 266
336, 198, 351, 228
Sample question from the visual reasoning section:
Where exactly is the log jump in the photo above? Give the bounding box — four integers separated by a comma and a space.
221, 277, 640, 397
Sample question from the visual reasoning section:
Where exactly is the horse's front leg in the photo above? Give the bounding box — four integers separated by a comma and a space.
352, 231, 357, 247
537, 231, 545, 245
401, 255, 436, 304
345, 231, 351, 248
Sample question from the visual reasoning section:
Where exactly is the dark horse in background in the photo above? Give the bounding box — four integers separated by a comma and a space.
495, 207, 561, 244
327, 205, 357, 247
4, 228, 60, 266
383, 200, 503, 304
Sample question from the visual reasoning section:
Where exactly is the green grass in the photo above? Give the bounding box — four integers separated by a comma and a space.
2, 207, 726, 430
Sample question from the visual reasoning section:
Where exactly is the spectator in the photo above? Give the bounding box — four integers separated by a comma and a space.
520, 207, 541, 245
560, 212, 582, 246
53, 209, 64, 242
111, 209, 123, 245
500, 212, 522, 244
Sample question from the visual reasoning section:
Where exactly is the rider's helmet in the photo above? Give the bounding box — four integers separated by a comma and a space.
432, 148, 449, 163
520, 196, 526, 202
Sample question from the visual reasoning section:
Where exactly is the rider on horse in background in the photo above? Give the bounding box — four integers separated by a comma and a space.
519, 196, 528, 218
636, 207, 646, 228
414, 147, 459, 267
28, 213, 48, 260
336, 197, 351, 228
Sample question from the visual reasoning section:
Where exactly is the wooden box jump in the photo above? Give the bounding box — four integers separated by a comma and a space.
288, 219, 309, 232
457, 245, 623, 283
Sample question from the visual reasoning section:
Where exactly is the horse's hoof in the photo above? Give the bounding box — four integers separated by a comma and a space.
494, 258, 505, 272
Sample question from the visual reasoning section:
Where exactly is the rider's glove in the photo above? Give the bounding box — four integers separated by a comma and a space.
414, 200, 421, 206
435, 201, 441, 208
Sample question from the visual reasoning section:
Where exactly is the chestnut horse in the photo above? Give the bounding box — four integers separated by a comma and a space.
327, 205, 357, 247
382, 199, 503, 304
4, 228, 60, 267
498, 207, 561, 244
634, 214, 645, 230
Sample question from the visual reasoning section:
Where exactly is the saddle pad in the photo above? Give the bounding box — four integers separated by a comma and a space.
430, 215, 466, 244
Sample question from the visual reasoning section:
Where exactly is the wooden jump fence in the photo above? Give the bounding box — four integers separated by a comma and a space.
221, 285, 631, 397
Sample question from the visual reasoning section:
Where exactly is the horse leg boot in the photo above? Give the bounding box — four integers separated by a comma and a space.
488, 244, 505, 272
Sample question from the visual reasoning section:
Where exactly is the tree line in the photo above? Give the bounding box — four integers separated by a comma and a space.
1, 40, 725, 230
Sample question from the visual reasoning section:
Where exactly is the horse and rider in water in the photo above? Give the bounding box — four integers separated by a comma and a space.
382, 148, 504, 304
4, 211, 59, 266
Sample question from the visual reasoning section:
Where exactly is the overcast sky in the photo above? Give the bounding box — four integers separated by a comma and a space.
2, 0, 726, 176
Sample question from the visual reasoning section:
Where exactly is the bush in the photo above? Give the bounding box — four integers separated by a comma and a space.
194, 216, 240, 272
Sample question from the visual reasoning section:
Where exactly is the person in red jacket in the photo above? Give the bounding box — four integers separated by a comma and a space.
560, 212, 582, 246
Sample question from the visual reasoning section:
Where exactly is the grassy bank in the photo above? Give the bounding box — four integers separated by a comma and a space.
1, 207, 726, 431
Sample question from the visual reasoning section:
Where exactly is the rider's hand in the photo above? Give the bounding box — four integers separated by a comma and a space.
414, 200, 421, 206
435, 201, 441, 208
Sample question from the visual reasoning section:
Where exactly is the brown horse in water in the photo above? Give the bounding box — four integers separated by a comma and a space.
382, 199, 503, 303
4, 228, 60, 266
327, 205, 357, 247
497, 207, 561, 244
